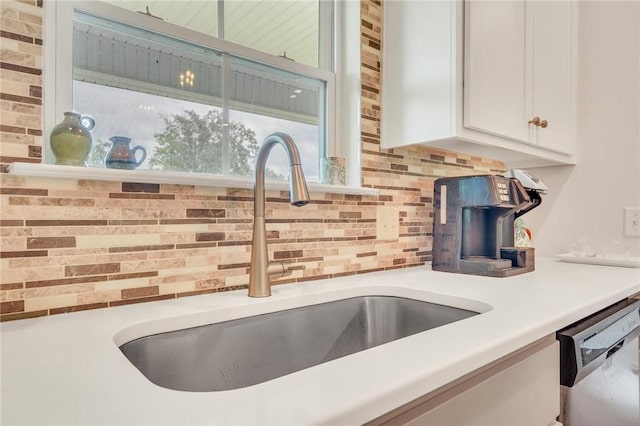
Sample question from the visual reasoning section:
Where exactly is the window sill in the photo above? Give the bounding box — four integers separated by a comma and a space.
9, 163, 379, 196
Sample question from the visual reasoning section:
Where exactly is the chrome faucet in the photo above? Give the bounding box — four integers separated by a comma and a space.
249, 132, 310, 297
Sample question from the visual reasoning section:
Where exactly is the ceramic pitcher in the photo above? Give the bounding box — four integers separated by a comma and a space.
105, 136, 147, 170
50, 111, 95, 166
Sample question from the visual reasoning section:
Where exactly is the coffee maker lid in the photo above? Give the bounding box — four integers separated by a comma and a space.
503, 169, 548, 193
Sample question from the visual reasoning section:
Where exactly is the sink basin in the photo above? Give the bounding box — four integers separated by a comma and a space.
120, 295, 479, 391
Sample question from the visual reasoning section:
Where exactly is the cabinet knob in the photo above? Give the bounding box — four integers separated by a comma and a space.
528, 117, 549, 128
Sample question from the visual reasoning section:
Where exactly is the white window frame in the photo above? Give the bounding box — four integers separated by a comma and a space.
43, 0, 346, 179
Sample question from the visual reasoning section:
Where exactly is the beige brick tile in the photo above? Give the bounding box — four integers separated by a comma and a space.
5, 1, 40, 15
2, 205, 62, 220
32, 227, 98, 237
0, 142, 29, 157
8, 255, 77, 269
0, 81, 30, 98
0, 236, 26, 251
159, 281, 196, 295
192, 186, 227, 197
159, 232, 194, 244
0, 228, 31, 239
146, 247, 205, 260
43, 189, 104, 200
11, 102, 40, 115
76, 180, 121, 192
221, 208, 253, 220
91, 225, 152, 236
321, 264, 352, 275
121, 208, 183, 219
1, 289, 25, 302
12, 176, 75, 190
24, 294, 78, 312
158, 223, 210, 233
149, 270, 210, 286
17, 40, 41, 56
0, 17, 41, 39
184, 255, 214, 268
76, 234, 162, 249
98, 278, 151, 292
24, 281, 96, 299
94, 198, 148, 209
18, 10, 42, 26
77, 290, 121, 305
9, 111, 40, 129
0, 6, 19, 20
93, 252, 147, 264
120, 258, 185, 274
156, 264, 219, 278
160, 184, 196, 195
225, 274, 248, 286
195, 277, 225, 290
9, 196, 93, 207
48, 247, 107, 257
0, 48, 35, 67
62, 207, 121, 220
0, 68, 41, 85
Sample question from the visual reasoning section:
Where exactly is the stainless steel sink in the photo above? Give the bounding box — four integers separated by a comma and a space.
119, 295, 479, 391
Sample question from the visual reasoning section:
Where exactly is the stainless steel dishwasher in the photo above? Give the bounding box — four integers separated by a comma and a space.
557, 298, 640, 426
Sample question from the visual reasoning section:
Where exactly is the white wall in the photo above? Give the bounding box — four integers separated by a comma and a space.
526, 1, 640, 257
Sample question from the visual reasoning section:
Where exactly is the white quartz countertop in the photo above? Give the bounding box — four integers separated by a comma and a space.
2, 258, 639, 425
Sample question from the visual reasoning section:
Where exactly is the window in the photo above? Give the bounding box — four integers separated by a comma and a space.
45, 1, 337, 182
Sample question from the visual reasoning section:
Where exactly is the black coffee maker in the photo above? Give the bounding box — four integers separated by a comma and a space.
432, 170, 547, 277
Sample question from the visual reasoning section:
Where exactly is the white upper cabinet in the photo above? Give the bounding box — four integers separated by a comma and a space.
381, 0, 577, 168
530, 1, 575, 152
381, 1, 455, 145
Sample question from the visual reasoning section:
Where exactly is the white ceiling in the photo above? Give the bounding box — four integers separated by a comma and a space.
107, 0, 319, 67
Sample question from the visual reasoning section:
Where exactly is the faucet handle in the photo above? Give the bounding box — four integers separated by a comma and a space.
267, 261, 303, 280
267, 261, 288, 279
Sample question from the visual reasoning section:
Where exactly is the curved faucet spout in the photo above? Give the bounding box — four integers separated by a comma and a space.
249, 132, 310, 297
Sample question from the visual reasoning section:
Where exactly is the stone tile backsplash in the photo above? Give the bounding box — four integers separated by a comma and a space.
0, 0, 506, 321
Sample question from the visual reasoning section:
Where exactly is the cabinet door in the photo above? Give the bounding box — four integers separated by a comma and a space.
531, 1, 575, 154
464, 1, 530, 143
381, 0, 454, 148
405, 342, 559, 426
371, 338, 561, 426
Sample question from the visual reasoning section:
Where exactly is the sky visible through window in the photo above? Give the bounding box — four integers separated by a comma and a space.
73, 81, 320, 180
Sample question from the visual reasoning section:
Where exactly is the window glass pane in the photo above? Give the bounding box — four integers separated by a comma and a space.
73, 82, 229, 173
224, 0, 319, 68
70, 9, 324, 181
228, 110, 319, 180
228, 55, 323, 179
104, 1, 219, 38
103, 1, 320, 68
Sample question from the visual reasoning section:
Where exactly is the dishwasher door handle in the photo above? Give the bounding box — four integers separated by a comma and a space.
606, 340, 625, 359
